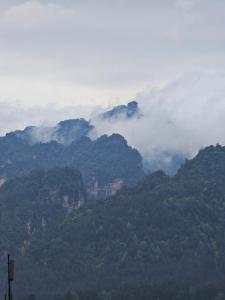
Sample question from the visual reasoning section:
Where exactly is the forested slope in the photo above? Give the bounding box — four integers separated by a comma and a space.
12, 145, 225, 299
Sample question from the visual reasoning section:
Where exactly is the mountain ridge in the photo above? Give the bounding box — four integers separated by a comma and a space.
0, 132, 144, 198
8, 144, 225, 297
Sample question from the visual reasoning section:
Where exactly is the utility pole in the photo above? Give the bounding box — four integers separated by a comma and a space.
7, 254, 14, 300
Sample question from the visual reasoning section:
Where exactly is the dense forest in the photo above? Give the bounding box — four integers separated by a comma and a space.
17, 282, 225, 300
0, 0, 222, 297
1, 145, 225, 299
0, 167, 86, 259
0, 130, 144, 198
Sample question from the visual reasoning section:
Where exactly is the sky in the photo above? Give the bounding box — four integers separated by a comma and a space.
0, 0, 225, 160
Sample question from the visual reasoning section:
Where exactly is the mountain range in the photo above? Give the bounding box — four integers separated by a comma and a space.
0, 101, 185, 181
0, 130, 144, 199
0, 102, 224, 299
0, 145, 224, 300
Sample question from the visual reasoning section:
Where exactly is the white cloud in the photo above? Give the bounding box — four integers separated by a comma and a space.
0, 102, 94, 135
1, 70, 225, 175
92, 71, 225, 165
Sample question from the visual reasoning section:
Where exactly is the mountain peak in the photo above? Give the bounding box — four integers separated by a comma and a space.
176, 144, 225, 181
100, 100, 141, 120
55, 118, 94, 145
4, 118, 94, 146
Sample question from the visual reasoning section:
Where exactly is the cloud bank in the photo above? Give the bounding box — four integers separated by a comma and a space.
92, 72, 225, 171
1, 71, 225, 174
0, 102, 93, 136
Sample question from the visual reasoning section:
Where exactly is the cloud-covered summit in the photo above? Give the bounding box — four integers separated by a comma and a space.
1, 71, 225, 174
92, 72, 225, 172
0, 1, 224, 173
99, 101, 141, 120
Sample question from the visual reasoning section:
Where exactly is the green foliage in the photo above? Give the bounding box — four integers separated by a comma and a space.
3, 145, 225, 299
7, 145, 225, 296
0, 133, 144, 192
0, 167, 85, 260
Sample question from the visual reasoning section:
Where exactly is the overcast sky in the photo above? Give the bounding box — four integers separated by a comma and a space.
0, 0, 224, 110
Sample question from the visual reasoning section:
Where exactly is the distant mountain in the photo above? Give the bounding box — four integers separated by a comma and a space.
100, 101, 141, 120
3, 101, 187, 177
0, 131, 144, 198
2, 102, 186, 177
55, 119, 94, 145
0, 105, 145, 198
97, 101, 185, 175
10, 118, 93, 145
9, 102, 141, 146
12, 144, 225, 297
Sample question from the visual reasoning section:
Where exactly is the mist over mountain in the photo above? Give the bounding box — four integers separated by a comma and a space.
92, 73, 225, 174
0, 1, 224, 299
1, 83, 225, 299
99, 101, 141, 120
1, 73, 225, 175
12, 118, 94, 145
19, 99, 187, 174
0, 127, 144, 199
0, 102, 94, 137
0, 100, 183, 176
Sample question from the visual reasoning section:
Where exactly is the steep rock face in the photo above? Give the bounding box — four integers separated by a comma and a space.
0, 167, 86, 258
0, 133, 144, 198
